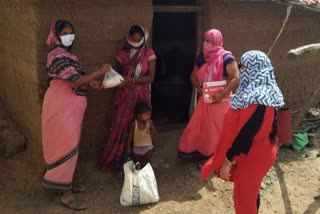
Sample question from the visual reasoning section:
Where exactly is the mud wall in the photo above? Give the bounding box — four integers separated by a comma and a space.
0, 0, 42, 160
2, 0, 319, 164
35, 0, 154, 159
0, 0, 153, 163
202, 0, 320, 111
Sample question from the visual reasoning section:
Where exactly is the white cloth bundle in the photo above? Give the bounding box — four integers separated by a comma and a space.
103, 67, 124, 88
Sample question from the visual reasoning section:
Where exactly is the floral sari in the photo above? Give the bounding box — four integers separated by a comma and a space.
100, 26, 156, 169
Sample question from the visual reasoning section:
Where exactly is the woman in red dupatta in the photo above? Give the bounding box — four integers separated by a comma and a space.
100, 25, 156, 171
178, 29, 239, 162
42, 20, 110, 210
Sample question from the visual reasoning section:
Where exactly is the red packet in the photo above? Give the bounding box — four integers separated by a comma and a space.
203, 81, 231, 104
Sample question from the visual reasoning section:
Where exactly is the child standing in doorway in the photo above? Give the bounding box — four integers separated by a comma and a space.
126, 102, 157, 168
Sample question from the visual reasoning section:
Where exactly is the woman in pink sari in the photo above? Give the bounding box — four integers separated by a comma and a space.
178, 29, 239, 165
100, 25, 156, 171
42, 20, 110, 210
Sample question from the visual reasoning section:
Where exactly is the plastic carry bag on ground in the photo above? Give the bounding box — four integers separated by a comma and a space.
103, 67, 124, 88
120, 161, 159, 206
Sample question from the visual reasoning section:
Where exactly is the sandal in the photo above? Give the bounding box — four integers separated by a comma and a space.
60, 197, 87, 211
72, 185, 86, 193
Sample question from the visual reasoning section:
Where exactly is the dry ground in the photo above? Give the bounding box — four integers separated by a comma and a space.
0, 124, 319, 214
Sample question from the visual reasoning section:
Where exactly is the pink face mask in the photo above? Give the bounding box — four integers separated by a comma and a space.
203, 41, 215, 60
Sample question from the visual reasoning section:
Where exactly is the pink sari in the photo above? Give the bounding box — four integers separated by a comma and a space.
100, 47, 156, 169
178, 63, 230, 159
42, 81, 87, 191
178, 29, 230, 159
42, 21, 87, 192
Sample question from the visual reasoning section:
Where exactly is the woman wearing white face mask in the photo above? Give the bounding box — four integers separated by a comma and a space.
60, 33, 75, 47
100, 25, 156, 172
42, 20, 111, 210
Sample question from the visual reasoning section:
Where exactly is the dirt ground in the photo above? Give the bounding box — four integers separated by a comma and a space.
0, 124, 319, 214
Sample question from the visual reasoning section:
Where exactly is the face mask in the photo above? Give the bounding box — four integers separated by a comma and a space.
127, 36, 145, 49
203, 41, 214, 59
60, 34, 75, 47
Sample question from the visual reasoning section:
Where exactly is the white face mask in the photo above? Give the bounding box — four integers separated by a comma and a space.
60, 34, 75, 47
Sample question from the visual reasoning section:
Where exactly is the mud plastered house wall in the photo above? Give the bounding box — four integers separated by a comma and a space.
0, 0, 319, 164
202, 0, 320, 111
0, 0, 153, 164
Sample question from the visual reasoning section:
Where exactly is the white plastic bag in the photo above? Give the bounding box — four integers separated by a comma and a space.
120, 161, 159, 206
103, 67, 124, 88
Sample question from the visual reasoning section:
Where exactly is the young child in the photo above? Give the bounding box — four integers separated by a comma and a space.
126, 102, 157, 168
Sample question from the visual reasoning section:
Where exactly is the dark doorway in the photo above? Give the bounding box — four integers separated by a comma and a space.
151, 12, 196, 125
153, 0, 197, 5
